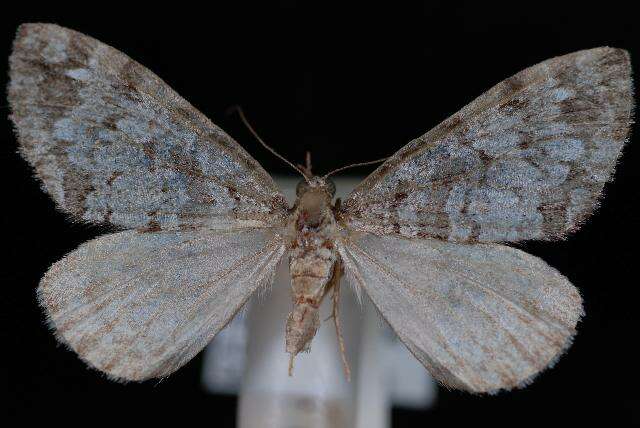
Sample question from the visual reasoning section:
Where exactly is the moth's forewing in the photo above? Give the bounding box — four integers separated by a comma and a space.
341, 48, 633, 243
9, 23, 288, 231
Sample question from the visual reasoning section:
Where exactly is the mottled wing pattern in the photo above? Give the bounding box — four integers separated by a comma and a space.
39, 228, 285, 381
338, 233, 582, 393
341, 48, 633, 242
9, 23, 287, 230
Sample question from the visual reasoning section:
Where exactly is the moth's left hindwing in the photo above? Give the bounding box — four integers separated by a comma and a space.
341, 48, 633, 243
39, 229, 285, 381
9, 23, 288, 231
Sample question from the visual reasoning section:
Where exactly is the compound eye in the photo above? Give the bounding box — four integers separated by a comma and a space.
296, 179, 310, 196
324, 178, 336, 197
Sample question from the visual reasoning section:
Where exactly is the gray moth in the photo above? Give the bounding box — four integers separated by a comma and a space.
9, 23, 634, 393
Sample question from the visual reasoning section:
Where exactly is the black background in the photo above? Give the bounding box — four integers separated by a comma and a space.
2, 2, 638, 426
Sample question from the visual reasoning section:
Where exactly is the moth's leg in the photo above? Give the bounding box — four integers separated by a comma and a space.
332, 197, 342, 215
327, 271, 351, 382
288, 354, 295, 376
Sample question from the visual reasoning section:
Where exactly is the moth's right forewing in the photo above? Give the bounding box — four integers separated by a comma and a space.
39, 228, 285, 381
9, 23, 287, 230
341, 48, 633, 243
338, 233, 583, 393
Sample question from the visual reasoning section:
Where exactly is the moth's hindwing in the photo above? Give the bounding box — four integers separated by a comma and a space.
39, 228, 285, 381
339, 233, 583, 393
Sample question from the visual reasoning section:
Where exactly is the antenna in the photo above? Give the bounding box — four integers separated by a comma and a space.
322, 157, 389, 179
231, 106, 310, 182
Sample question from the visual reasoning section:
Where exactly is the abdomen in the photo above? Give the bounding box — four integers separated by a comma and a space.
286, 238, 338, 354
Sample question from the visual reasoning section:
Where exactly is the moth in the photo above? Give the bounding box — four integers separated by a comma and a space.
9, 23, 633, 393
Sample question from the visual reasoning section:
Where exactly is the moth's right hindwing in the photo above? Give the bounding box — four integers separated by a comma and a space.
338, 233, 583, 393
341, 48, 633, 243
9, 23, 287, 231
39, 228, 285, 381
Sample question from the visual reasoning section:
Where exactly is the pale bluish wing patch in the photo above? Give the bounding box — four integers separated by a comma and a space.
39, 228, 285, 381
338, 233, 583, 393
341, 48, 633, 242
9, 23, 288, 230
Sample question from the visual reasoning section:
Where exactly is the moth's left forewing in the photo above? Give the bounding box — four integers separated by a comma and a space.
9, 23, 288, 231
340, 48, 633, 243
337, 233, 583, 393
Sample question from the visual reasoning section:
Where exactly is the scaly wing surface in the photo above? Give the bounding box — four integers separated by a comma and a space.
9, 23, 287, 230
39, 228, 285, 381
338, 233, 583, 393
341, 48, 633, 242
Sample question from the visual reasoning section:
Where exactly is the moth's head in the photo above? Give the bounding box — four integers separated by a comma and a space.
296, 176, 336, 198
